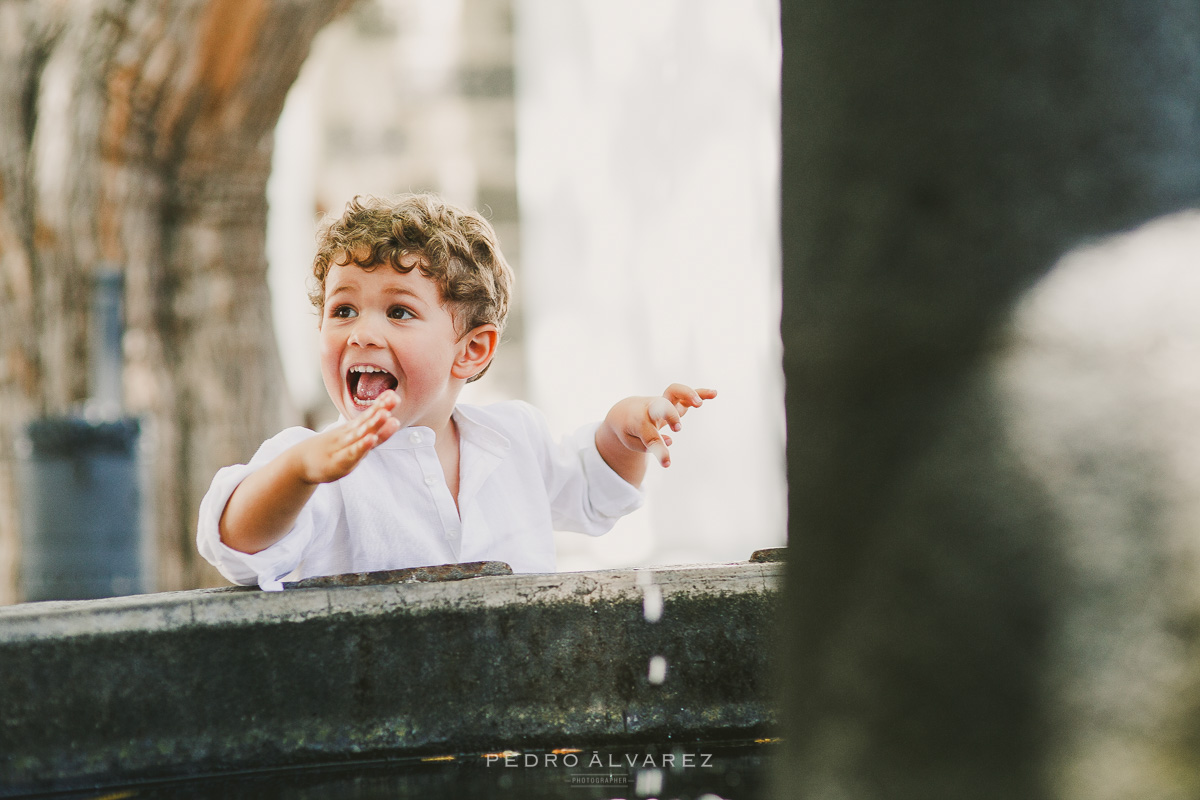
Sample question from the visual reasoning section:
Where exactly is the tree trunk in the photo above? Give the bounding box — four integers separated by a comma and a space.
0, 0, 352, 600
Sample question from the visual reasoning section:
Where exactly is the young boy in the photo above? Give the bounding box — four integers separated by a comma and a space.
197, 193, 715, 590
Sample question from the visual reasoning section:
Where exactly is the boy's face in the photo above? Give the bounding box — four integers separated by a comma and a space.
319, 256, 465, 429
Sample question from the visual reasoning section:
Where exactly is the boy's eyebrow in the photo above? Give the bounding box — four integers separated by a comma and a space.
325, 285, 427, 304
379, 287, 425, 300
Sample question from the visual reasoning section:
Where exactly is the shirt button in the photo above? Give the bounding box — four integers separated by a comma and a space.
447, 528, 460, 539
424, 475, 436, 486
409, 431, 422, 444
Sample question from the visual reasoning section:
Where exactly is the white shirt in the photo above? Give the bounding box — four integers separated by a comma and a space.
196, 401, 644, 590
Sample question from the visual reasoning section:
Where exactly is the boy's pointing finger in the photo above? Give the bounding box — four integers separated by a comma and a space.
662, 383, 715, 414
663, 383, 696, 403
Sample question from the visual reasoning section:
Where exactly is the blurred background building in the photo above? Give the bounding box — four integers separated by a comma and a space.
266, 0, 786, 571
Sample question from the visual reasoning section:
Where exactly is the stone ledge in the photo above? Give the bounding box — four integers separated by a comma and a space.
0, 561, 780, 795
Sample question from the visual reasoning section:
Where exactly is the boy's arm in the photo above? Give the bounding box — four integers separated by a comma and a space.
595, 383, 717, 488
218, 392, 401, 554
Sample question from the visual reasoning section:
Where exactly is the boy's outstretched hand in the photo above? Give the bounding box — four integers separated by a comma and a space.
296, 390, 401, 484
219, 390, 400, 554
596, 383, 717, 488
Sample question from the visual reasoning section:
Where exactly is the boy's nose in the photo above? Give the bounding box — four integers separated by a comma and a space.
347, 316, 386, 348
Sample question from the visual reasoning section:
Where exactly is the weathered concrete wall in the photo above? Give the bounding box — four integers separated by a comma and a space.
0, 562, 777, 795
778, 2, 1200, 799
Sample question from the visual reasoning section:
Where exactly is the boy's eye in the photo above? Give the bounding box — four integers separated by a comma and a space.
388, 306, 415, 320
329, 304, 357, 319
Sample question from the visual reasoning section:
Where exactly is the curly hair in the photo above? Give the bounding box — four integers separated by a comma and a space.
310, 193, 515, 381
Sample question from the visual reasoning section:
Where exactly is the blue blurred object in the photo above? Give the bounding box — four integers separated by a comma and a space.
18, 417, 146, 601
17, 269, 148, 602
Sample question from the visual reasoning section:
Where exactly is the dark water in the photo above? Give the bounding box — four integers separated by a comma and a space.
46, 739, 775, 800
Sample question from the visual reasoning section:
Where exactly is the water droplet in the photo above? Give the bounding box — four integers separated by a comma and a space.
648, 655, 668, 685
635, 570, 655, 588
643, 584, 663, 623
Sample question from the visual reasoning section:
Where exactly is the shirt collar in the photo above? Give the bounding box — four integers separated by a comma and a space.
450, 404, 511, 458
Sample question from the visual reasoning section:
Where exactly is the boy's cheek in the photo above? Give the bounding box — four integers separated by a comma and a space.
316, 355, 351, 418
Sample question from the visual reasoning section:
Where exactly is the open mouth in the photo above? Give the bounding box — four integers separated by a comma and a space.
347, 365, 399, 408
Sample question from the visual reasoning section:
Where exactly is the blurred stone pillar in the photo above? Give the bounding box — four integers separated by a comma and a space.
777, 3, 1200, 798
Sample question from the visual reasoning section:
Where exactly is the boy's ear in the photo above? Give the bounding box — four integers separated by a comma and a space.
452, 324, 500, 380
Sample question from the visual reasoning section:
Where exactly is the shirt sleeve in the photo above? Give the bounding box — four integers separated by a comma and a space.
195, 427, 331, 591
518, 403, 645, 535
